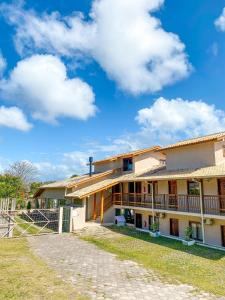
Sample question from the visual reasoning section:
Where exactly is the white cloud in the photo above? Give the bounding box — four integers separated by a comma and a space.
0, 106, 32, 131
215, 7, 225, 31
9, 97, 225, 180
136, 97, 225, 144
0, 52, 6, 76
0, 0, 191, 94
0, 54, 96, 123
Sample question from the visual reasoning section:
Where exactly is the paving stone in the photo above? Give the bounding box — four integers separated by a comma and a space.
28, 229, 223, 300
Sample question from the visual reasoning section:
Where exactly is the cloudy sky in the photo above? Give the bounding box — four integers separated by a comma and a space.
0, 0, 225, 180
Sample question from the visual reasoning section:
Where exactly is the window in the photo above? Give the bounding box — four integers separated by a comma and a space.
149, 216, 159, 230
124, 209, 134, 224
123, 157, 133, 171
190, 222, 202, 241
147, 182, 152, 194
188, 181, 200, 195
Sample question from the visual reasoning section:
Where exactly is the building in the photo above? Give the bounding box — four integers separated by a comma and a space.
34, 131, 225, 248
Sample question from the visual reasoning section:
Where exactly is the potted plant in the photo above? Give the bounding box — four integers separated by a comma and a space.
182, 226, 195, 246
149, 222, 160, 237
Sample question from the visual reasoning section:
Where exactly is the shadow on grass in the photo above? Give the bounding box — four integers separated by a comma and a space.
103, 225, 225, 261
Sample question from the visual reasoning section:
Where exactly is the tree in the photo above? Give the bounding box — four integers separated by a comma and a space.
70, 174, 78, 178
0, 174, 23, 198
30, 181, 43, 196
6, 161, 38, 190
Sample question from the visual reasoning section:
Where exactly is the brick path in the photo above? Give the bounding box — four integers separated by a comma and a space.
28, 230, 223, 300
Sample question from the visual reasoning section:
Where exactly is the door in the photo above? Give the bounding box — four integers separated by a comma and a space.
168, 181, 178, 209
62, 207, 71, 232
190, 221, 202, 241
170, 218, 179, 236
135, 213, 142, 228
218, 179, 225, 213
221, 226, 225, 247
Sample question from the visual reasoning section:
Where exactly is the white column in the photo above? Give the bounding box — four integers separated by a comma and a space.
69, 207, 73, 233
151, 182, 155, 224
58, 206, 63, 234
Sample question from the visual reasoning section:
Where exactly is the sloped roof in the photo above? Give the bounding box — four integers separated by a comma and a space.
34, 169, 116, 197
93, 146, 161, 165
126, 163, 225, 181
159, 131, 225, 151
66, 177, 120, 198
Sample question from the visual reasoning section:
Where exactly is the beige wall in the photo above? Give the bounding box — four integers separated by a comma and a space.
132, 209, 225, 247
94, 159, 122, 173
95, 150, 165, 174
203, 178, 218, 195
41, 188, 66, 199
214, 140, 225, 165
166, 142, 215, 170
177, 180, 187, 194
158, 181, 168, 194
102, 206, 115, 224
156, 179, 218, 196
134, 152, 165, 174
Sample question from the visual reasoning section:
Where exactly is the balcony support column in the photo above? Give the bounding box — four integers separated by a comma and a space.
199, 180, 205, 244
93, 193, 97, 220
134, 181, 136, 203
120, 182, 123, 205
100, 191, 104, 224
151, 182, 155, 224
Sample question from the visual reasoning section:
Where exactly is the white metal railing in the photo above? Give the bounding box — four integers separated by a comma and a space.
0, 208, 60, 238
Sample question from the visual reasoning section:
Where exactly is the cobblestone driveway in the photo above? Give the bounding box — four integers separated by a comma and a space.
28, 230, 222, 300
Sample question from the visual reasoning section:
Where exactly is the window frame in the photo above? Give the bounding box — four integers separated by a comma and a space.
123, 157, 133, 172
187, 180, 200, 195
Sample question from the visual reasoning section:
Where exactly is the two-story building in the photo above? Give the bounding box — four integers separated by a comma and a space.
35, 131, 225, 248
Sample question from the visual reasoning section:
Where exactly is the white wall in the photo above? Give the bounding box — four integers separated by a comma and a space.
71, 200, 86, 230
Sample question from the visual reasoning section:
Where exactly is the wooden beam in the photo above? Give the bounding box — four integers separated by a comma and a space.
93, 194, 97, 220
100, 191, 104, 224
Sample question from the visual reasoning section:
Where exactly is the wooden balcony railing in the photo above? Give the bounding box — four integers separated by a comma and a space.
113, 193, 225, 216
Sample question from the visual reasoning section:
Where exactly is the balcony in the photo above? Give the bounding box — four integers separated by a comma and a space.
113, 193, 225, 216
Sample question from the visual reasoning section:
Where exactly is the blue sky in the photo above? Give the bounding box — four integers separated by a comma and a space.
0, 0, 225, 180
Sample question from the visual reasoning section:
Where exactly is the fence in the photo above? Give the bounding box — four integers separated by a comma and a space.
0, 200, 72, 238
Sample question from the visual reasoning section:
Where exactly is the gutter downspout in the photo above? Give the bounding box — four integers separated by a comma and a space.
199, 179, 205, 244
151, 182, 155, 224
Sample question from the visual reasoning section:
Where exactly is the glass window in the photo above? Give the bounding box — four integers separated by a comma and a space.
124, 209, 134, 224
149, 216, 159, 230
188, 181, 200, 195
123, 157, 133, 171
115, 208, 121, 216
190, 222, 202, 241
147, 182, 152, 194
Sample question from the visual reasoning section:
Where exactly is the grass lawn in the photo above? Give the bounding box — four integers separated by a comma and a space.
81, 225, 225, 296
0, 238, 86, 300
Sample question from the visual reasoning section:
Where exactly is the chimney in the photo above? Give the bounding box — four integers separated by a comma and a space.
89, 156, 93, 177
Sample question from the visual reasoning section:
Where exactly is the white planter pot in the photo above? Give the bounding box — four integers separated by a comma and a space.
182, 239, 195, 246
150, 231, 161, 237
